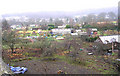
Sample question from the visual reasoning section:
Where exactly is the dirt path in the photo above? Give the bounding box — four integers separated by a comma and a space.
12, 60, 99, 74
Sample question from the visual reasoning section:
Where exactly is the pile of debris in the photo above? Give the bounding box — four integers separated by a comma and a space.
8, 64, 27, 74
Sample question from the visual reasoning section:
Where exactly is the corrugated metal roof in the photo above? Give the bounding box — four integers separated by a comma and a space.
99, 35, 120, 44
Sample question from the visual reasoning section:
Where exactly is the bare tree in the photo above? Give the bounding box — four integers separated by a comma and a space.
2, 31, 20, 53
97, 12, 107, 23
108, 12, 117, 21
2, 19, 10, 31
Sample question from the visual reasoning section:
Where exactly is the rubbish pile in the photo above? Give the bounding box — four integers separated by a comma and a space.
107, 50, 112, 55
87, 52, 93, 55
80, 49, 83, 51
8, 64, 27, 74
57, 70, 65, 74
116, 59, 120, 61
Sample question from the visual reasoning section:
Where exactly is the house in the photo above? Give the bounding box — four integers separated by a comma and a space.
95, 35, 120, 44
71, 33, 78, 36
76, 30, 81, 33
51, 29, 71, 34
30, 24, 37, 27
58, 26, 66, 29
11, 25, 22, 29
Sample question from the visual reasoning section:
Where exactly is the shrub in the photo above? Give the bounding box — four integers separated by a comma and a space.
65, 25, 71, 28
86, 37, 98, 42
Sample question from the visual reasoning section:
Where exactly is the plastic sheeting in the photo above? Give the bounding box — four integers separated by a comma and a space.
8, 65, 27, 74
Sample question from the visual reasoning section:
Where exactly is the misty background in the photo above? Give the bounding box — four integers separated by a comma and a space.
0, 0, 119, 18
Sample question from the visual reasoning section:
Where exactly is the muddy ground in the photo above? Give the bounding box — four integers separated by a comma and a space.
10, 60, 99, 74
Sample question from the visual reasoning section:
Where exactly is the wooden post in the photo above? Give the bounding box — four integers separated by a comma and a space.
112, 42, 114, 52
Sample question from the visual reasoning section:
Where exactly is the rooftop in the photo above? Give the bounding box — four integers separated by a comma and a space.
99, 35, 120, 44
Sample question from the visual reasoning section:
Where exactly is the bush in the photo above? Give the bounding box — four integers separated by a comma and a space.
81, 35, 89, 41
83, 25, 93, 28
65, 25, 71, 28
41, 49, 54, 57
86, 37, 98, 42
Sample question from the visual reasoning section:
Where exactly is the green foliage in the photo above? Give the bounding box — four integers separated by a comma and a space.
54, 26, 58, 28
12, 57, 33, 62
32, 38, 51, 49
69, 58, 87, 66
81, 35, 89, 41
54, 55, 66, 60
24, 52, 29, 56
86, 36, 98, 42
2, 19, 10, 31
97, 25, 118, 31
48, 26, 54, 30
2, 45, 10, 50
73, 25, 80, 29
48, 24, 54, 27
83, 25, 94, 28
112, 53, 115, 56
82, 24, 117, 31
117, 24, 120, 32
10, 63, 15, 66
2, 30, 21, 53
65, 25, 71, 28
103, 34, 108, 36
48, 24, 55, 30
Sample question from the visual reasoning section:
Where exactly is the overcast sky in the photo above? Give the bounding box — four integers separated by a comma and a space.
0, 0, 119, 15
